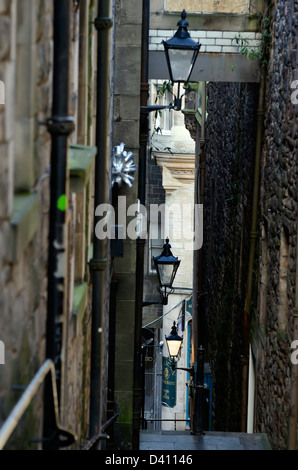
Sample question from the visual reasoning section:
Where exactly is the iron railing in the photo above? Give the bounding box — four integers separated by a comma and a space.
143, 418, 190, 431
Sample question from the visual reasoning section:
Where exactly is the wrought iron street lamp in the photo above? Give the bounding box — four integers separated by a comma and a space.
140, 10, 201, 114
165, 321, 195, 375
162, 9, 201, 111
165, 321, 183, 360
153, 238, 180, 305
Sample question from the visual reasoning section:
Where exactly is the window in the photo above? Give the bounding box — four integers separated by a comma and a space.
150, 80, 173, 135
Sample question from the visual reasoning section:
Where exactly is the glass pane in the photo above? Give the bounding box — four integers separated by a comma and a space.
167, 339, 182, 357
158, 263, 174, 286
168, 49, 194, 82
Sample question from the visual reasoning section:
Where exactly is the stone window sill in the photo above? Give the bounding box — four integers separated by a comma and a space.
72, 282, 88, 336
69, 144, 97, 192
9, 193, 39, 263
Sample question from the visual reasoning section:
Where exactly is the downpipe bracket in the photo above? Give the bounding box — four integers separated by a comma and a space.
94, 17, 113, 30
89, 258, 108, 272
47, 116, 75, 136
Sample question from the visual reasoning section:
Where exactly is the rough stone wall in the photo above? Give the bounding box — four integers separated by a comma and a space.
0, 0, 53, 448
254, 0, 298, 450
0, 0, 100, 449
202, 81, 259, 431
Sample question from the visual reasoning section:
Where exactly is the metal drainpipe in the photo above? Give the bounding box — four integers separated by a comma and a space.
192, 82, 206, 367
192, 81, 206, 435
288, 224, 298, 450
89, 1, 113, 445
240, 67, 266, 432
132, 0, 150, 450
43, 0, 74, 449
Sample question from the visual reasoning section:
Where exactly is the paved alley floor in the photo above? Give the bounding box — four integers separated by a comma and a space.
140, 430, 271, 451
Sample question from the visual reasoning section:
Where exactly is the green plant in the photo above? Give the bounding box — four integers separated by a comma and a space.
233, 11, 272, 65
233, 33, 263, 61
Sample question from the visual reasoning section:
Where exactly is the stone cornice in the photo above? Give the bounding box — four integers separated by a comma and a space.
153, 152, 195, 193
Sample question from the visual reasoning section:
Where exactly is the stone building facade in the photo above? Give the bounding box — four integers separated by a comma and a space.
0, 0, 147, 451
0, 0, 296, 453
111, 0, 143, 449
0, 0, 56, 448
0, 0, 107, 449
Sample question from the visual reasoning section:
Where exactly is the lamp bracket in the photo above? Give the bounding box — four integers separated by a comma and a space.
173, 365, 194, 375
140, 104, 174, 114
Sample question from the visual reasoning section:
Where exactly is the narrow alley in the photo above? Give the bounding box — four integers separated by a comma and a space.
0, 0, 297, 453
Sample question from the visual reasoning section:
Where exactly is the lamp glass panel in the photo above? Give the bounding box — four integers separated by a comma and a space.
167, 339, 182, 358
168, 49, 194, 82
158, 263, 175, 286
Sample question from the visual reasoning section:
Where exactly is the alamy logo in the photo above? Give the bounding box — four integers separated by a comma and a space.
0, 81, 4, 105
94, 196, 203, 250
291, 80, 298, 104
291, 340, 298, 365
0, 340, 5, 364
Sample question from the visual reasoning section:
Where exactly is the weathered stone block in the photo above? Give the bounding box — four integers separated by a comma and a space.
0, 16, 10, 60
9, 193, 39, 263
14, 118, 36, 190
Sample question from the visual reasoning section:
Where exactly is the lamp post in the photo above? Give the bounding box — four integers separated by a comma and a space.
153, 238, 180, 305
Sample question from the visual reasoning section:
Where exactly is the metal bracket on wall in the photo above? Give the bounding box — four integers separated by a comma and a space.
46, 116, 75, 136
94, 17, 113, 30
89, 258, 108, 272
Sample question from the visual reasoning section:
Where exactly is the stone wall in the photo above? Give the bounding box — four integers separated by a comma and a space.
112, 0, 143, 449
202, 81, 259, 431
0, 0, 53, 448
0, 0, 100, 449
253, 0, 298, 450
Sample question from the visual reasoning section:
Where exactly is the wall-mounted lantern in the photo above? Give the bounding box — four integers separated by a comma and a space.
153, 238, 180, 305
141, 10, 201, 114
162, 10, 201, 110
165, 321, 183, 361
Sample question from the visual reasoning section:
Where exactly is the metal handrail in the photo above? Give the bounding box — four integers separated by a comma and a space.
0, 359, 77, 450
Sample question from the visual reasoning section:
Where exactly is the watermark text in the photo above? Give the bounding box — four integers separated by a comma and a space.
291, 340, 298, 365
0, 340, 5, 365
0, 81, 4, 105
94, 197, 203, 250
291, 80, 298, 104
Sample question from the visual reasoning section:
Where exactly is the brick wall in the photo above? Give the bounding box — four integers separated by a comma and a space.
149, 29, 262, 54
